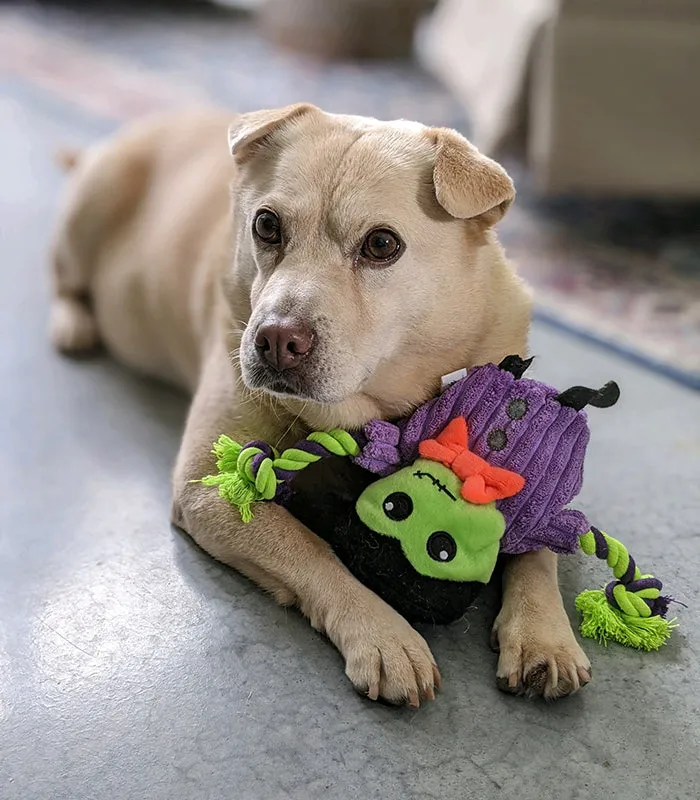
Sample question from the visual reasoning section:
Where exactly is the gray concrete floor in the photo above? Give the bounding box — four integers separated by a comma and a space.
2, 87, 700, 800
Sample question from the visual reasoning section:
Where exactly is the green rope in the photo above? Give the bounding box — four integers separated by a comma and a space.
197, 429, 359, 522
273, 430, 360, 471
575, 591, 677, 652
576, 527, 675, 651
579, 528, 642, 580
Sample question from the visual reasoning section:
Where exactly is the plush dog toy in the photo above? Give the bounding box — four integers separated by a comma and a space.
200, 356, 676, 650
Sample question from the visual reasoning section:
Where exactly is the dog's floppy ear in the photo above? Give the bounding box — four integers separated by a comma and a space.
228, 103, 318, 164
429, 128, 515, 226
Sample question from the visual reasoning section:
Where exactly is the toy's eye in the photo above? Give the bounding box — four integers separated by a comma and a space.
427, 532, 457, 562
487, 428, 508, 451
506, 398, 528, 420
383, 492, 413, 521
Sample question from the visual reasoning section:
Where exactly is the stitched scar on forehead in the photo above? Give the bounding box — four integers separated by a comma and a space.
413, 470, 457, 501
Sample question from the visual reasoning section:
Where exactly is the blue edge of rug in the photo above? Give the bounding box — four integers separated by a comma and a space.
534, 309, 700, 392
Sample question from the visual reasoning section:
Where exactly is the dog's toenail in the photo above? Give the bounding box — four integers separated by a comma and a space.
497, 676, 521, 694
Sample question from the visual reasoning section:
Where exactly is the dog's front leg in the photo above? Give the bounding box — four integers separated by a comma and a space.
491, 549, 592, 699
171, 345, 440, 706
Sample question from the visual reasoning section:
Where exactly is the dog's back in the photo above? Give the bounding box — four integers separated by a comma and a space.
50, 110, 236, 388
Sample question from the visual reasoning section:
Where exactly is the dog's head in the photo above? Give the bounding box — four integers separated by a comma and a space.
228, 103, 524, 428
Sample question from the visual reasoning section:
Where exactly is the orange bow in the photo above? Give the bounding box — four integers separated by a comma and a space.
418, 417, 525, 504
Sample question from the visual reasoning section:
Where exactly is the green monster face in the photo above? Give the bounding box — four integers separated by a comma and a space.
355, 459, 506, 583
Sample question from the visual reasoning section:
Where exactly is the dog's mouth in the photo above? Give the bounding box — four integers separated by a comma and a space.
243, 363, 317, 401
241, 359, 357, 405
264, 377, 305, 398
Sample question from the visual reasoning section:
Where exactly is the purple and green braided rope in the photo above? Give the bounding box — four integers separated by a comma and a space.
578, 526, 670, 618
198, 430, 361, 521
575, 526, 675, 650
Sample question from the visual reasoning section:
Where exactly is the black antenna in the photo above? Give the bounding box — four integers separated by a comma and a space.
555, 381, 620, 411
498, 355, 534, 379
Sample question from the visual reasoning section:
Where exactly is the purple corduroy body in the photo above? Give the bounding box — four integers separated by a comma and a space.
355, 363, 591, 555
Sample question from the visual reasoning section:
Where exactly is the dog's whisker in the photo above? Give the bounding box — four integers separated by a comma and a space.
274, 402, 308, 448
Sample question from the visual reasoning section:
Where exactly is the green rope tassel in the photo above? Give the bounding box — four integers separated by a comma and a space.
576, 527, 676, 651
197, 430, 359, 522
575, 591, 677, 652
197, 436, 277, 522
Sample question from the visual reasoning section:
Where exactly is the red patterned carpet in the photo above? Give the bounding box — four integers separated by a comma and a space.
3, 1, 699, 387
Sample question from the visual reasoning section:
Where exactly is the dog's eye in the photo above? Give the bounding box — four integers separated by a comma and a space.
427, 531, 457, 563
253, 209, 282, 245
360, 228, 402, 264
383, 492, 413, 521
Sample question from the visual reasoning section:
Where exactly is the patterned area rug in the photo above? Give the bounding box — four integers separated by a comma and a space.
3, 1, 699, 388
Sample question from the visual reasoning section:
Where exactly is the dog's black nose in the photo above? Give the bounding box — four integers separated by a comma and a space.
255, 319, 314, 371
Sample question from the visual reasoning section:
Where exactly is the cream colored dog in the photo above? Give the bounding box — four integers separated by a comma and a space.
49, 104, 591, 704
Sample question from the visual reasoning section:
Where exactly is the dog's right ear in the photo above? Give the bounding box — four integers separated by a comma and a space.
228, 104, 318, 165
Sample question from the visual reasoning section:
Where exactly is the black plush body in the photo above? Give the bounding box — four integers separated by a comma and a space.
287, 458, 482, 625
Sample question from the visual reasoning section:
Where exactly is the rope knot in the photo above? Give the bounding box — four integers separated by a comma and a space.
576, 526, 676, 650
237, 443, 278, 501
198, 437, 278, 522
199, 430, 360, 521
605, 577, 665, 618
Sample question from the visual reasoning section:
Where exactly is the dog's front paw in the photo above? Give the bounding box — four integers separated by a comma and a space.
491, 607, 591, 700
50, 296, 100, 355
332, 597, 440, 707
